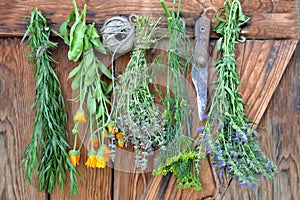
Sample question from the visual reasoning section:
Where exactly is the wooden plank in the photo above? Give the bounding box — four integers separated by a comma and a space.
0, 0, 298, 39
222, 41, 300, 200
239, 40, 298, 125
0, 39, 45, 199
142, 40, 298, 200
50, 39, 113, 199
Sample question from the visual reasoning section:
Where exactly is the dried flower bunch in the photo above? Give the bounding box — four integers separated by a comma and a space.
21, 9, 79, 194
59, 0, 113, 169
113, 15, 167, 170
199, 0, 277, 187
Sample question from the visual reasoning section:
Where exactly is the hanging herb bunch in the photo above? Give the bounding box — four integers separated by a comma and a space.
113, 15, 167, 170
21, 9, 79, 194
200, 0, 277, 187
152, 0, 203, 190
59, 0, 113, 169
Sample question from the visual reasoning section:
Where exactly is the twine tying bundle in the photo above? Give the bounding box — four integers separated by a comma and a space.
101, 15, 135, 55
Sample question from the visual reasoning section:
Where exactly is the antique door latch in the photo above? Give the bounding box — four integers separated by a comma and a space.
192, 13, 211, 121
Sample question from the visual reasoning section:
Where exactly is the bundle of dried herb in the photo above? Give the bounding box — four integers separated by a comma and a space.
201, 0, 277, 187
114, 16, 166, 170
21, 9, 79, 194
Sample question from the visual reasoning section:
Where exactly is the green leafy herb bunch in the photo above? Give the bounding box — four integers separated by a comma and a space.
201, 0, 277, 187
21, 8, 79, 194
153, 0, 203, 191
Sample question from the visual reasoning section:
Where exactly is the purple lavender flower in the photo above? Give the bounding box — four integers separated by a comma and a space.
194, 141, 200, 146
236, 132, 242, 138
219, 171, 224, 177
232, 138, 239, 143
242, 137, 248, 142
198, 126, 204, 132
251, 184, 257, 188
201, 115, 210, 120
219, 160, 226, 167
211, 162, 216, 168
238, 180, 247, 187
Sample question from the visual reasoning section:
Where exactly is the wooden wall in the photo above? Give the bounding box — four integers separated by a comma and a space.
0, 0, 299, 199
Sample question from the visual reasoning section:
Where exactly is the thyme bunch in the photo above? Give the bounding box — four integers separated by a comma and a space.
21, 9, 79, 194
60, 0, 112, 168
153, 0, 202, 190
114, 16, 166, 170
202, 0, 277, 187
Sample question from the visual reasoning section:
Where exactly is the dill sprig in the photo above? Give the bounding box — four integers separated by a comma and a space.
114, 16, 166, 170
21, 8, 79, 194
153, 0, 202, 190
202, 0, 277, 187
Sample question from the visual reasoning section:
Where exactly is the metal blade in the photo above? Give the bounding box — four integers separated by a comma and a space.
192, 16, 211, 121
192, 63, 208, 121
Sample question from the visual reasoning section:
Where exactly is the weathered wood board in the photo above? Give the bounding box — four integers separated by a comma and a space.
0, 0, 298, 39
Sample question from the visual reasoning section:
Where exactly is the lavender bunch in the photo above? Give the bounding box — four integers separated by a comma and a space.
200, 0, 277, 187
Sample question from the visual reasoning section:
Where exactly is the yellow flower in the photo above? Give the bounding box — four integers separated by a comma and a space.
118, 138, 125, 148
74, 109, 86, 123
100, 144, 110, 162
107, 124, 115, 133
96, 153, 106, 168
69, 150, 80, 167
85, 150, 97, 168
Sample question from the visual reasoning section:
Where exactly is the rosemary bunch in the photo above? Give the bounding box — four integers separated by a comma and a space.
153, 0, 202, 190
60, 0, 112, 169
21, 9, 79, 194
202, 0, 277, 187
114, 16, 166, 170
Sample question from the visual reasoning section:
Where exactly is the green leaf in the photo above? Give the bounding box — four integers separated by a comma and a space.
71, 72, 81, 90
87, 92, 96, 114
105, 82, 113, 94
59, 10, 76, 45
67, 62, 82, 80
97, 60, 112, 79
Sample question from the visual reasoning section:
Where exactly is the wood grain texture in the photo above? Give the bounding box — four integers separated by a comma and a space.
0, 0, 298, 39
239, 40, 298, 126
142, 40, 297, 200
222, 41, 300, 200
0, 39, 45, 199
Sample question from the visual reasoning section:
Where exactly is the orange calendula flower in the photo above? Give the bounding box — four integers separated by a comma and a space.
85, 150, 97, 168
116, 132, 123, 139
118, 138, 125, 148
74, 109, 86, 123
100, 144, 110, 162
96, 152, 106, 168
69, 150, 80, 167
